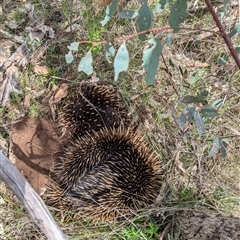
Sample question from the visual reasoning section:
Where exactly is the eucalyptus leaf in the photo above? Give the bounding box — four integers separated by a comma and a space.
105, 42, 115, 63
178, 109, 187, 126
119, 10, 138, 19
198, 90, 208, 99
194, 111, 204, 136
212, 99, 223, 108
67, 42, 79, 51
114, 42, 129, 81
137, 2, 152, 41
186, 106, 196, 118
228, 23, 240, 38
201, 105, 218, 118
101, 0, 118, 26
78, 50, 93, 75
142, 37, 162, 85
164, 33, 173, 46
220, 140, 227, 158
65, 52, 74, 64
209, 137, 221, 157
181, 95, 202, 104
169, 0, 188, 33
154, 0, 170, 13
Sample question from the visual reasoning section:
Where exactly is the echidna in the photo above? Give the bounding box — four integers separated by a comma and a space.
58, 84, 130, 140
46, 127, 163, 221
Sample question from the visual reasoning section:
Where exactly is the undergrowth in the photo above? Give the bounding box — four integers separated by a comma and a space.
0, 0, 240, 239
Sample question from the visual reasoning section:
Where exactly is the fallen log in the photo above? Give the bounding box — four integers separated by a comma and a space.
173, 211, 240, 240
0, 147, 68, 240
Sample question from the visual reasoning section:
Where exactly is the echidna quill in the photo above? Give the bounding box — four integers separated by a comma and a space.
58, 84, 130, 140
46, 127, 163, 221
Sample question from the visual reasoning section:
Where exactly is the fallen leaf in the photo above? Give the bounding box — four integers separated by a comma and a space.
0, 64, 21, 106
53, 83, 68, 103
49, 84, 69, 121
23, 94, 31, 109
90, 71, 100, 83
33, 65, 49, 75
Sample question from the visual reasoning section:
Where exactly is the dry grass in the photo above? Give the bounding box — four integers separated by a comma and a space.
0, 0, 240, 239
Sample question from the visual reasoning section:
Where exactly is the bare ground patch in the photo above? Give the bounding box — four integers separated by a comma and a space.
10, 117, 61, 194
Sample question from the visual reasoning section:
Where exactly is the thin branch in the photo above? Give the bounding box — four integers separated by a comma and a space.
76, 26, 220, 46
205, 0, 240, 69
161, 53, 179, 96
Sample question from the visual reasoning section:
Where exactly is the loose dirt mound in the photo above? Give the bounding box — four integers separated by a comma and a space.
10, 117, 61, 194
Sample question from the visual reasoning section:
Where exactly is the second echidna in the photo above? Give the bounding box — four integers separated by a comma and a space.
58, 84, 130, 140
46, 127, 163, 221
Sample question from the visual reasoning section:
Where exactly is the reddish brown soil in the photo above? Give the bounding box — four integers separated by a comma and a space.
10, 117, 61, 194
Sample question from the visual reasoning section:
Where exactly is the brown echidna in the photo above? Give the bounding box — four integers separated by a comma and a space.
46, 127, 162, 221
58, 84, 130, 140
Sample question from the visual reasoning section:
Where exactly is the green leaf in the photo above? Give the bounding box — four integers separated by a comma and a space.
137, 2, 153, 41
177, 107, 195, 126
198, 90, 208, 99
179, 66, 187, 77
235, 45, 240, 54
154, 0, 171, 13
228, 23, 240, 38
186, 106, 196, 118
101, 0, 118, 26
119, 10, 138, 19
181, 95, 202, 104
164, 33, 173, 46
178, 109, 187, 126
169, 0, 188, 33
105, 42, 115, 63
209, 137, 221, 157
142, 37, 162, 85
65, 52, 74, 64
114, 42, 129, 81
220, 140, 227, 158
220, 0, 230, 23
78, 50, 93, 75
209, 137, 228, 157
189, 72, 198, 85
201, 105, 218, 118
67, 42, 79, 51
218, 54, 228, 65
194, 111, 204, 136
212, 99, 223, 108
169, 58, 175, 67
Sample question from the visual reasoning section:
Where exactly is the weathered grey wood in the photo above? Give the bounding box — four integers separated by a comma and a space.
174, 211, 240, 240
0, 148, 68, 240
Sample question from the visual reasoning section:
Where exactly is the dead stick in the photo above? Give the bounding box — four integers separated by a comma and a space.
205, 0, 240, 69
0, 148, 68, 240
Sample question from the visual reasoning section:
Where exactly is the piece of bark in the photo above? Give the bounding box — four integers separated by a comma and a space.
0, 148, 68, 240
174, 211, 240, 240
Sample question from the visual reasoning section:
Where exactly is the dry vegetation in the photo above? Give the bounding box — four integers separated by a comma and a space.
0, 0, 240, 239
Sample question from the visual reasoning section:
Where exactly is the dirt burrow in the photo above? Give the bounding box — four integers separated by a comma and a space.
10, 116, 62, 194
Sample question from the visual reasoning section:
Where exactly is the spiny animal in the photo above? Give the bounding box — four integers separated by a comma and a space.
46, 127, 162, 221
58, 84, 130, 140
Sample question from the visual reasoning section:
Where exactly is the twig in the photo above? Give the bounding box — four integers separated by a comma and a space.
76, 26, 220, 46
161, 53, 179, 96
205, 0, 240, 69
